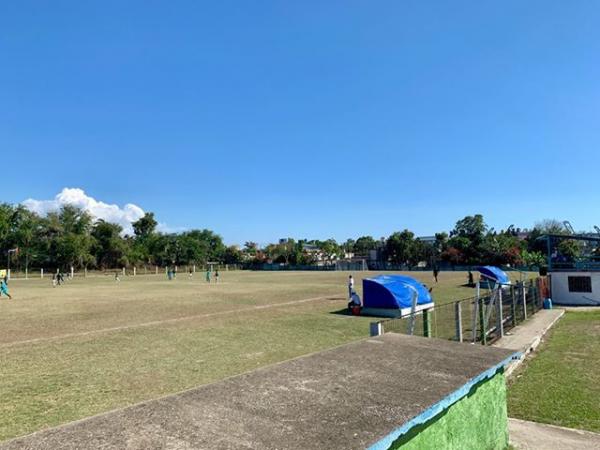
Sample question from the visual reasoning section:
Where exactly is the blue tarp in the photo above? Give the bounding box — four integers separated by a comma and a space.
363, 275, 433, 310
477, 266, 510, 285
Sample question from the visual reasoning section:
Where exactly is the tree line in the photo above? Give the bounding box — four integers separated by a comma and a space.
0, 202, 569, 272
253, 215, 555, 268
0, 204, 236, 271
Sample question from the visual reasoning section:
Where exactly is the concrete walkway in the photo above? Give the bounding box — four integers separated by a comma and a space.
492, 308, 564, 376
509, 418, 600, 450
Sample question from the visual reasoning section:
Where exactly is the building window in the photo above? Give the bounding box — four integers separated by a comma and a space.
568, 276, 592, 293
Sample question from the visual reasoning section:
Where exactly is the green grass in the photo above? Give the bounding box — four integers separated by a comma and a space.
508, 310, 600, 432
0, 270, 523, 441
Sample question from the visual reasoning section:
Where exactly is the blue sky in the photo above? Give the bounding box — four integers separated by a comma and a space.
2, 1, 599, 245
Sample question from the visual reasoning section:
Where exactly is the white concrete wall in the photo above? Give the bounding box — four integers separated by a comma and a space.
550, 272, 600, 306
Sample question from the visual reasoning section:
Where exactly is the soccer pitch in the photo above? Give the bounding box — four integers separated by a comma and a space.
0, 270, 485, 441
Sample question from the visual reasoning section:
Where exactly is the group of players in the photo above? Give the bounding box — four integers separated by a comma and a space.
0, 265, 228, 302
187, 267, 221, 283
166, 267, 222, 284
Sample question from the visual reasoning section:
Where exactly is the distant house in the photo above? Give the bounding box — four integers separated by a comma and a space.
302, 243, 319, 252
300, 243, 340, 263
417, 236, 437, 245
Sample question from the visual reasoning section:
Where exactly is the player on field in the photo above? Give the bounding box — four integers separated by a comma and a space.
0, 278, 12, 299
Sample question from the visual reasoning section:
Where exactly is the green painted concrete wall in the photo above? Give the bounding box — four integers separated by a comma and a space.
390, 370, 508, 450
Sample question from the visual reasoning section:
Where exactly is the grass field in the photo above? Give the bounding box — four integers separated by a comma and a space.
508, 310, 600, 433
0, 270, 514, 441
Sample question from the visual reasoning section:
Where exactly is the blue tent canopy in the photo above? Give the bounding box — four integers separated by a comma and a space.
363, 275, 433, 310
477, 266, 510, 285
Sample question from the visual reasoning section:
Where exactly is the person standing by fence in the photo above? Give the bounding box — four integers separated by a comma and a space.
348, 275, 354, 299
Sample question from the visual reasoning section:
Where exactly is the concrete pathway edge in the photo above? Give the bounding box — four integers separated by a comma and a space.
509, 418, 600, 450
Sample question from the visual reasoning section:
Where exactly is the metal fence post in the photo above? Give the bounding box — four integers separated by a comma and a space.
478, 297, 487, 345
407, 291, 418, 335
472, 299, 478, 343
423, 309, 432, 338
510, 285, 517, 327
455, 301, 463, 342
497, 288, 504, 339
522, 282, 527, 320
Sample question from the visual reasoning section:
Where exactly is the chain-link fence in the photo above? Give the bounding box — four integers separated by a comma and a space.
373, 278, 546, 345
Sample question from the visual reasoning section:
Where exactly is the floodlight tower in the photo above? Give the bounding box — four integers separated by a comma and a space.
563, 221, 575, 234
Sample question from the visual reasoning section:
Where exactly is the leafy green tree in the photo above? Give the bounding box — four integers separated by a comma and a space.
132, 213, 157, 239
342, 238, 356, 254
354, 236, 377, 255
452, 214, 487, 240
412, 238, 434, 266
434, 232, 449, 253
129, 212, 159, 266
265, 239, 296, 264
92, 220, 129, 268
385, 230, 417, 265
223, 245, 242, 264
448, 215, 488, 264
557, 239, 581, 261
54, 206, 95, 269
481, 231, 523, 266
244, 241, 258, 255
12, 207, 42, 273
317, 239, 340, 259
521, 250, 546, 268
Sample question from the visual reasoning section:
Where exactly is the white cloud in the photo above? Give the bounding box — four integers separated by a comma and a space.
23, 188, 146, 235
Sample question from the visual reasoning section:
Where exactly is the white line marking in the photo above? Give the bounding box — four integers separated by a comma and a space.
0, 295, 343, 349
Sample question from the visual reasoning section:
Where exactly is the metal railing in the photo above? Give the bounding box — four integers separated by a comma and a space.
372, 278, 546, 345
